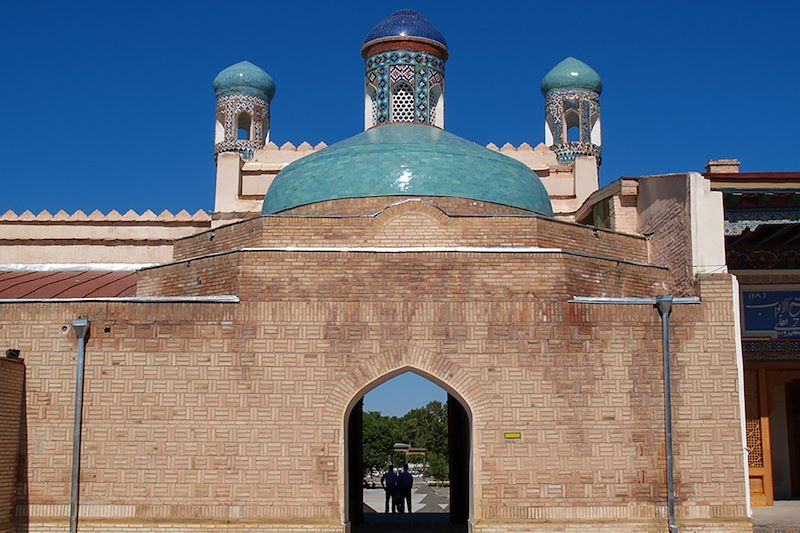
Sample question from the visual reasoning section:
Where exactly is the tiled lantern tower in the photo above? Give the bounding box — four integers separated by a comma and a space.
213, 61, 276, 160
361, 10, 447, 130
541, 57, 603, 164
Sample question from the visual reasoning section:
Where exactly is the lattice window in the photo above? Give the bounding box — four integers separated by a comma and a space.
391, 83, 415, 123
745, 369, 763, 468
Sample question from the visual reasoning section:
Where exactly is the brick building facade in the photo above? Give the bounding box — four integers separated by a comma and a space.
3, 8, 798, 533
1, 227, 750, 532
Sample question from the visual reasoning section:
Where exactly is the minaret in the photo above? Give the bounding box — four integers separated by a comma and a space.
212, 61, 276, 160
361, 10, 448, 130
541, 57, 603, 165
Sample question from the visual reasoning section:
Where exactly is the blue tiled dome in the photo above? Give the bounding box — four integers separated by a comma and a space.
262, 124, 553, 216
213, 61, 276, 102
541, 57, 602, 95
363, 9, 447, 50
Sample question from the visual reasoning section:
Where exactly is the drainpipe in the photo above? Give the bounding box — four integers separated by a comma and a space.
569, 295, 700, 533
70, 315, 90, 533
655, 296, 678, 533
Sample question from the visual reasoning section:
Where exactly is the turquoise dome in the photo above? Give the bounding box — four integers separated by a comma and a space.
213, 61, 276, 102
541, 57, 602, 95
262, 124, 553, 216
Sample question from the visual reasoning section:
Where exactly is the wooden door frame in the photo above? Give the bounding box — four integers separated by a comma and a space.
747, 362, 800, 505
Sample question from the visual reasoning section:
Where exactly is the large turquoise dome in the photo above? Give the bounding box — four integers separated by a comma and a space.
213, 61, 276, 102
541, 57, 602, 95
262, 124, 553, 216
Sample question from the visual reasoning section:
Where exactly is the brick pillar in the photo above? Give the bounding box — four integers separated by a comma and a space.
347, 399, 364, 524
0, 358, 25, 533
448, 394, 469, 523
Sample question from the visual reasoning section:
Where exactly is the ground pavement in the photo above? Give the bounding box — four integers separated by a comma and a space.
753, 501, 800, 532
363, 482, 450, 513
352, 513, 465, 533
360, 489, 800, 531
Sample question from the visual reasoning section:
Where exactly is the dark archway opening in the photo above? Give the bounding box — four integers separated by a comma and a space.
346, 372, 470, 532
565, 108, 580, 143
786, 380, 800, 498
236, 112, 252, 140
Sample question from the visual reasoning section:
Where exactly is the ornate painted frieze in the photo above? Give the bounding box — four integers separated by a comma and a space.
214, 94, 269, 160
365, 50, 444, 125
743, 339, 800, 361
727, 248, 800, 269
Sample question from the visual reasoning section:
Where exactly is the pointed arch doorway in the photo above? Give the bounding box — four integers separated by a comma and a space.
344, 369, 471, 532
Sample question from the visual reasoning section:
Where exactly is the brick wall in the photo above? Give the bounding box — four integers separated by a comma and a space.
173, 201, 650, 265
0, 358, 24, 533
637, 175, 696, 295
0, 257, 748, 531
138, 250, 242, 297
138, 249, 667, 298
610, 194, 638, 234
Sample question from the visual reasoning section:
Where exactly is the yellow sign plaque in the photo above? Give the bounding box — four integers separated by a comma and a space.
503, 432, 522, 439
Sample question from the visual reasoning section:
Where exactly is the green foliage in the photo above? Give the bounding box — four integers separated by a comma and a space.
361, 400, 449, 476
426, 451, 449, 481
362, 410, 400, 473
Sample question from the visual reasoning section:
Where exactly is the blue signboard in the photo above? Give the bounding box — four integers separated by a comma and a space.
743, 291, 800, 338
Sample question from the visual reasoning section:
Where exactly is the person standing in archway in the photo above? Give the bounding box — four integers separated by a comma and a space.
380, 464, 398, 513
398, 463, 414, 513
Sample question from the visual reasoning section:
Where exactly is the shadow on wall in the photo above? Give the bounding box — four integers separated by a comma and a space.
15, 367, 29, 532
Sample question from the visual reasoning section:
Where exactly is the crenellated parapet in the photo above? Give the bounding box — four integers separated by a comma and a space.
0, 209, 212, 265
0, 208, 210, 223
257, 140, 328, 153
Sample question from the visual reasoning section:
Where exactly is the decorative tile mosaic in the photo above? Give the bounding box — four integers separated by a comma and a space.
214, 94, 269, 160
545, 88, 601, 164
365, 50, 444, 126
362, 9, 447, 49
742, 338, 800, 360
724, 209, 800, 235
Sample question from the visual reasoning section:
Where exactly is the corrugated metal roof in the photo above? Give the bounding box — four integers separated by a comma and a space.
0, 270, 137, 298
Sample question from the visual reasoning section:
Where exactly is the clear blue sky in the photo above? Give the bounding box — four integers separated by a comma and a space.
363, 372, 447, 417
3, 1, 796, 413
2, 0, 799, 214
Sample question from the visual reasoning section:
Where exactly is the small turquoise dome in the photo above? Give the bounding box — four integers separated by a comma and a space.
363, 9, 447, 50
213, 61, 276, 102
262, 124, 553, 216
541, 57, 602, 95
